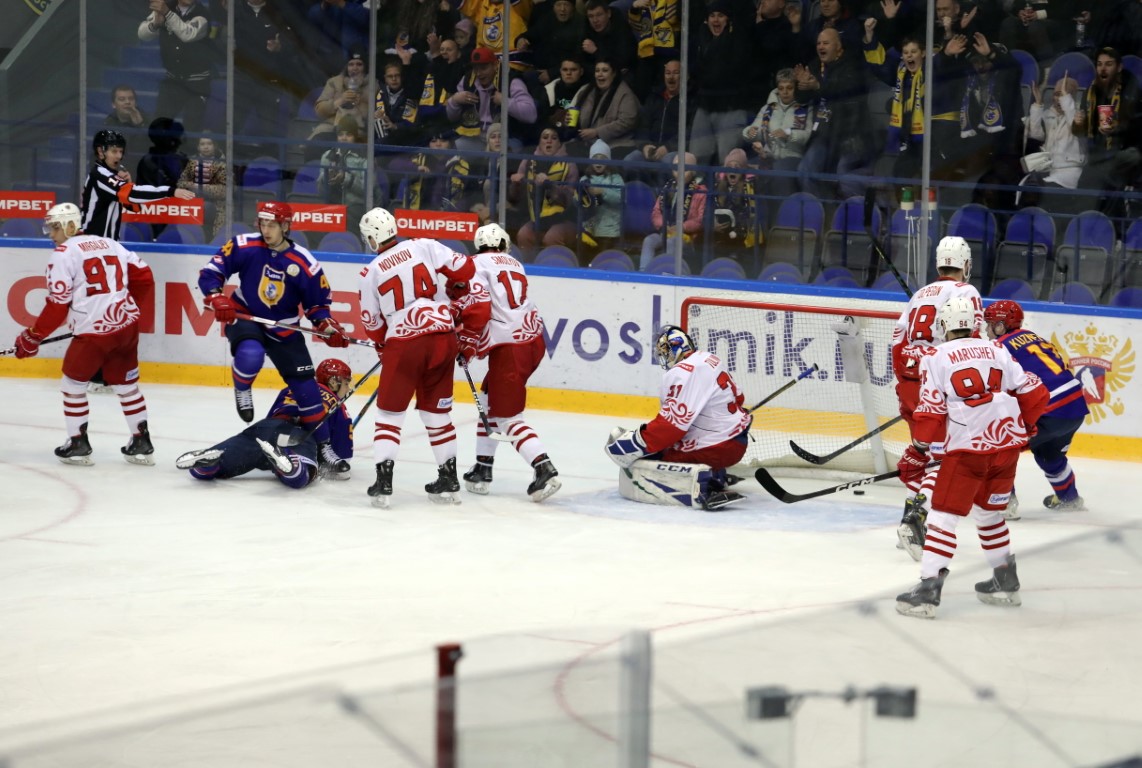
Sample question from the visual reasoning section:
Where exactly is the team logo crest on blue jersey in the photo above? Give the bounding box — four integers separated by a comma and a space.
259, 267, 286, 307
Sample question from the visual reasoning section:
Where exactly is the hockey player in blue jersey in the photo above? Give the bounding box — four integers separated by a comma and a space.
199, 201, 353, 478
984, 300, 1089, 515
175, 359, 355, 487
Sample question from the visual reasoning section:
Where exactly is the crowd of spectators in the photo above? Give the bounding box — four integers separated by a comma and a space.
97, 0, 1142, 295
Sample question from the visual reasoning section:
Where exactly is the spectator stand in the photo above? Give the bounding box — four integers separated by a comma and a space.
995, 206, 1056, 300
764, 192, 824, 281
1053, 210, 1119, 303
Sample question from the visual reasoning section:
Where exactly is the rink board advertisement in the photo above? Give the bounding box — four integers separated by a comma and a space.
1, 243, 1139, 452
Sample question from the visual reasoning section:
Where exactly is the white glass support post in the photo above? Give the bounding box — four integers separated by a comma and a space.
619, 630, 652, 768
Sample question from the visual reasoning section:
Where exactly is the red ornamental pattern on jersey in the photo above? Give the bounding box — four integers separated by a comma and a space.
662, 396, 694, 430
512, 309, 543, 342
391, 304, 454, 339
971, 416, 1028, 452
91, 298, 139, 334
48, 277, 72, 303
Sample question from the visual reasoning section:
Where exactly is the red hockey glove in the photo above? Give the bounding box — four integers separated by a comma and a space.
897, 445, 929, 493
204, 292, 237, 324
445, 280, 470, 300
14, 328, 44, 359
456, 328, 480, 363
316, 317, 350, 348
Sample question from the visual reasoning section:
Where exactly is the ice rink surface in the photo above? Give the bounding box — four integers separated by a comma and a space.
1, 378, 1139, 766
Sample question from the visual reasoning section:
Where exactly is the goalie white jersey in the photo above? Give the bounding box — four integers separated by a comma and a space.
468, 249, 544, 352
45, 234, 146, 336
359, 238, 471, 343
648, 350, 752, 452
915, 338, 1043, 454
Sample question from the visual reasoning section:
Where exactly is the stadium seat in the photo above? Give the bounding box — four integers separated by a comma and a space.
533, 245, 579, 268
239, 156, 283, 219
288, 230, 310, 249
1123, 55, 1142, 85
995, 206, 1056, 298
642, 254, 691, 275
621, 180, 656, 248
826, 274, 862, 289
120, 222, 152, 243
1047, 52, 1095, 89
156, 224, 207, 245
1109, 287, 1142, 308
813, 265, 856, 285
288, 161, 323, 204
887, 207, 933, 279
1055, 210, 1117, 300
209, 223, 255, 248
589, 249, 636, 272
1010, 49, 1039, 114
0, 219, 42, 238
1048, 281, 1097, 306
699, 257, 747, 280
439, 239, 470, 255
988, 278, 1036, 300
871, 271, 918, 293
947, 203, 998, 293
1118, 219, 1142, 288
766, 192, 824, 278
317, 230, 363, 253
820, 195, 880, 285
758, 262, 804, 283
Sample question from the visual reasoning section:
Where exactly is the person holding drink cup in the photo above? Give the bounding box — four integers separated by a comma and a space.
1071, 47, 1142, 215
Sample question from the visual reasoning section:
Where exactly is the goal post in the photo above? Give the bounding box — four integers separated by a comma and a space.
681, 297, 911, 476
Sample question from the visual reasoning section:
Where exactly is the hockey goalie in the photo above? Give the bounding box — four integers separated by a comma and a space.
604, 325, 752, 511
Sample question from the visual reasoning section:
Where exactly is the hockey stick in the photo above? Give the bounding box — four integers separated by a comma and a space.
0, 332, 74, 357
458, 357, 516, 442
789, 414, 905, 465
234, 313, 378, 349
353, 387, 379, 429
864, 188, 912, 297
279, 358, 383, 446
754, 460, 939, 503
748, 364, 819, 412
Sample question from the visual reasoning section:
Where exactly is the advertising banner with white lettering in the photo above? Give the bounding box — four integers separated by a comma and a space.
0, 190, 55, 218
395, 209, 479, 240
122, 198, 204, 224
282, 203, 348, 232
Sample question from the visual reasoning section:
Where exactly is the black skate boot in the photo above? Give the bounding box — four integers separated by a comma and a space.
317, 440, 351, 480
896, 494, 928, 562
55, 423, 93, 466
527, 454, 561, 502
975, 554, 1022, 607
896, 568, 949, 619
234, 388, 254, 423
463, 455, 494, 495
121, 420, 155, 466
426, 457, 461, 504
1043, 494, 1085, 511
368, 460, 394, 508
175, 447, 225, 470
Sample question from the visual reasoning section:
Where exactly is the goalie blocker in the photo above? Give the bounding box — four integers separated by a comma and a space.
619, 459, 744, 511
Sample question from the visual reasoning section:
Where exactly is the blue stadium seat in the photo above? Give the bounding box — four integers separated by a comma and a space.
318, 231, 364, 253
699, 257, 747, 280
1056, 210, 1117, 299
988, 278, 1036, 300
758, 262, 804, 283
0, 219, 41, 238
120, 222, 152, 243
533, 245, 579, 268
1109, 287, 1142, 308
1048, 281, 1097, 306
642, 254, 691, 275
156, 224, 207, 245
1047, 52, 1096, 89
589, 249, 635, 272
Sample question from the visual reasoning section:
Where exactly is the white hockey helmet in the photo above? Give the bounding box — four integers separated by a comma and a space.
935, 235, 972, 280
43, 202, 82, 235
655, 325, 697, 370
939, 296, 978, 337
359, 207, 398, 252
473, 223, 510, 253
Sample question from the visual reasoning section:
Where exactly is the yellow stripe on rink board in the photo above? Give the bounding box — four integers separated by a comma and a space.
3, 363, 1138, 462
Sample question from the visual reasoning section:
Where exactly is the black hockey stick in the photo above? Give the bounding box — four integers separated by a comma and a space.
234, 312, 379, 349
353, 387, 379, 429
279, 358, 382, 446
789, 414, 905, 465
864, 188, 912, 298
748, 364, 819, 413
755, 467, 902, 503
458, 357, 516, 442
0, 332, 73, 356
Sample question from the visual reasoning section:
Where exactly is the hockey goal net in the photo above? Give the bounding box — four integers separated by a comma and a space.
682, 297, 911, 476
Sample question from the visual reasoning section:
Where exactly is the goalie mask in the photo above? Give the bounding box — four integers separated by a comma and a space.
655, 325, 696, 370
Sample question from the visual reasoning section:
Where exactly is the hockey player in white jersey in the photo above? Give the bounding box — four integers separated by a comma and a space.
891, 235, 983, 559
605, 326, 753, 510
894, 297, 1048, 619
451, 224, 560, 502
9, 202, 156, 465
357, 206, 476, 508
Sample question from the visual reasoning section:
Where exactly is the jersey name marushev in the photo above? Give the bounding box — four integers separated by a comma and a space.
46, 235, 146, 335
469, 250, 544, 352
994, 329, 1088, 420
658, 350, 752, 451
359, 239, 469, 342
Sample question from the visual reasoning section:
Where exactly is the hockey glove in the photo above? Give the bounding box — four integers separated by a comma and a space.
445, 280, 470, 300
316, 317, 350, 348
456, 328, 480, 363
897, 444, 929, 493
605, 426, 647, 469
14, 328, 44, 359
204, 292, 238, 324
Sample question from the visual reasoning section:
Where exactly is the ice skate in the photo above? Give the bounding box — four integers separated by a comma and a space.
896, 494, 927, 561
463, 456, 494, 495
175, 447, 224, 470
701, 490, 745, 510
256, 438, 294, 474
1002, 492, 1020, 520
975, 554, 1021, 607
1043, 494, 1085, 512
317, 440, 351, 480
120, 420, 155, 466
895, 568, 949, 619
527, 454, 561, 502
54, 423, 93, 466
368, 460, 394, 508
426, 457, 462, 504
234, 388, 254, 423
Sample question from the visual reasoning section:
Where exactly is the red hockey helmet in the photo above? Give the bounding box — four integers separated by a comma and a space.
983, 300, 1024, 331
316, 358, 352, 389
257, 201, 293, 224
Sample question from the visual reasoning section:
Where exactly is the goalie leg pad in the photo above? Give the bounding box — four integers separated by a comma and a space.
620, 460, 714, 509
